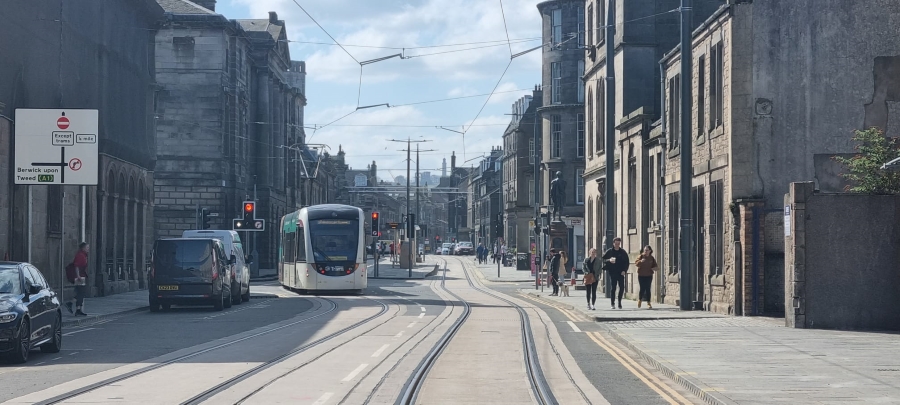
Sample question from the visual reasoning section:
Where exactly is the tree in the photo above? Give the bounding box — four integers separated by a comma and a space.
834, 127, 900, 194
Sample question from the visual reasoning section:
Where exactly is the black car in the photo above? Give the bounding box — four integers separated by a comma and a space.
0, 262, 62, 363
149, 238, 235, 312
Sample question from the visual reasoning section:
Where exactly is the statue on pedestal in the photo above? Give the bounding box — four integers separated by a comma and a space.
549, 171, 566, 221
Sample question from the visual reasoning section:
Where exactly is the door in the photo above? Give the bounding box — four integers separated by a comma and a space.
21, 266, 48, 342
692, 186, 705, 307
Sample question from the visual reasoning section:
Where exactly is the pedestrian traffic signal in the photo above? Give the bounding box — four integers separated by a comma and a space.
201, 208, 211, 229
371, 212, 380, 236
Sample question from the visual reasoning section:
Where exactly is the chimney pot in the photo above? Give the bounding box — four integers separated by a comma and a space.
269, 11, 278, 23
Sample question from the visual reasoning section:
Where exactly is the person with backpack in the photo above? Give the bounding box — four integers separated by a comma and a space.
65, 242, 90, 316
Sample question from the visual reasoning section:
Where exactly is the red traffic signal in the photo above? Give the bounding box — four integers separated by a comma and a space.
244, 202, 255, 214
372, 212, 379, 220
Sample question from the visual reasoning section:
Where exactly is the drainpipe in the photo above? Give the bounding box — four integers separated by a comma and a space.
659, 61, 667, 300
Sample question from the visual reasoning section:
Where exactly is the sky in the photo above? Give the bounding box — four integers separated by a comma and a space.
216, 0, 543, 183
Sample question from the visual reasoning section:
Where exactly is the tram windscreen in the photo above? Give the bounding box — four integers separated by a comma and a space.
309, 219, 360, 263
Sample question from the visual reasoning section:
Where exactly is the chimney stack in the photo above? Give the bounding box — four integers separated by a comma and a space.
269, 11, 278, 24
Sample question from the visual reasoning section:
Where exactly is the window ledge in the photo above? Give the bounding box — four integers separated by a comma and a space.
667, 147, 680, 158
627, 228, 637, 235
710, 125, 725, 139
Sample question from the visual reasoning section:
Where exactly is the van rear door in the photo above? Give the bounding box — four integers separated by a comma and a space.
153, 240, 215, 288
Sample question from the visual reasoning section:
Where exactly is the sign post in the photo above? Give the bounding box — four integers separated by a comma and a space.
15, 109, 99, 305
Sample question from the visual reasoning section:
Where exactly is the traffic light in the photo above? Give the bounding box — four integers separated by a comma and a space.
495, 213, 504, 237
243, 201, 256, 221
533, 218, 541, 235
407, 213, 416, 235
201, 208, 211, 229
371, 212, 380, 236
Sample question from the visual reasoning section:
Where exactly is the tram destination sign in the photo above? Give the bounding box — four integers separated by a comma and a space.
15, 109, 99, 185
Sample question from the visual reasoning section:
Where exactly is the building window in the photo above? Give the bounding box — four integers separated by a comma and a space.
551, 62, 561, 104
710, 180, 724, 276
551, 115, 562, 158
596, 81, 605, 152
577, 6, 585, 48
627, 146, 636, 229
576, 113, 585, 157
551, 8, 562, 45
587, 5, 594, 46
597, 0, 606, 43
577, 60, 585, 103
668, 74, 681, 149
576, 169, 585, 204
668, 192, 680, 273
529, 179, 535, 206
529, 138, 535, 164
710, 41, 724, 129
698, 54, 706, 137
587, 89, 593, 154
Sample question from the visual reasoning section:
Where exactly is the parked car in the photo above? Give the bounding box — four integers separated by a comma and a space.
454, 242, 474, 255
149, 238, 234, 312
0, 262, 62, 363
440, 243, 454, 255
182, 230, 251, 305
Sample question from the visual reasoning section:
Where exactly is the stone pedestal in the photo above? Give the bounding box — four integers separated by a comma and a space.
549, 221, 569, 253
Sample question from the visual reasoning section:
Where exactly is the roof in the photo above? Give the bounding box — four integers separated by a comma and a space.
156, 0, 216, 15
236, 19, 283, 41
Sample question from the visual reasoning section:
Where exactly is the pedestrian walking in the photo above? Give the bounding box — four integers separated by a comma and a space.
549, 248, 561, 296
476, 243, 485, 264
64, 242, 90, 316
582, 248, 601, 310
635, 245, 659, 309
558, 251, 570, 296
602, 237, 630, 309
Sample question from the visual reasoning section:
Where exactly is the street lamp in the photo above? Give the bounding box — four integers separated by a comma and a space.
882, 156, 900, 172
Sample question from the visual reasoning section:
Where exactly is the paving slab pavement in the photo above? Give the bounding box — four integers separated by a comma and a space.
469, 258, 538, 282
520, 290, 900, 405
366, 256, 439, 279
61, 289, 148, 328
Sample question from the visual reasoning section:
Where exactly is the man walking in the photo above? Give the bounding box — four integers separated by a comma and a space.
602, 237, 630, 309
549, 248, 561, 296
65, 242, 90, 316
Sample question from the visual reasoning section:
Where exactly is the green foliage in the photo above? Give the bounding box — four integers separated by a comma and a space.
834, 127, 900, 194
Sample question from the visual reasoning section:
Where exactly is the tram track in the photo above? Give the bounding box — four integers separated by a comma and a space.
33, 295, 389, 405
398, 257, 558, 405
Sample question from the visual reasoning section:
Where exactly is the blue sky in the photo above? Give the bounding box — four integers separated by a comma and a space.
216, 0, 543, 181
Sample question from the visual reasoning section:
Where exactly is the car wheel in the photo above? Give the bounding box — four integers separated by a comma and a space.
162, 303, 171, 311
242, 289, 250, 302
149, 296, 160, 312
223, 287, 233, 309
231, 281, 242, 305
41, 315, 62, 354
9, 319, 30, 364
214, 293, 224, 311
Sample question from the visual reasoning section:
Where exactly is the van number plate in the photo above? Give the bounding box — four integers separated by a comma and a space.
158, 285, 178, 291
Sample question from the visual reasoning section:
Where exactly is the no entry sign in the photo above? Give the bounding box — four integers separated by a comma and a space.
15, 109, 99, 185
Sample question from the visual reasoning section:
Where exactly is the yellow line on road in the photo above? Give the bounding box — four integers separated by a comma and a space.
587, 332, 694, 405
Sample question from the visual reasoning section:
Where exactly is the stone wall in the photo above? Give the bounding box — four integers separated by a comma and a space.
786, 182, 900, 330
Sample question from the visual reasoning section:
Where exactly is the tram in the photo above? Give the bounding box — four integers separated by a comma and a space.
278, 204, 367, 293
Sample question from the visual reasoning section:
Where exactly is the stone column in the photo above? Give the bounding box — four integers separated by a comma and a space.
738, 201, 766, 316
785, 182, 813, 328
111, 195, 119, 284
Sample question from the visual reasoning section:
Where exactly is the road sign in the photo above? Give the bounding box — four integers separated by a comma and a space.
15, 109, 99, 185
388, 222, 400, 229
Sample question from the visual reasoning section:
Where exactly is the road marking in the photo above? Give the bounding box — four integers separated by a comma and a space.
35, 362, 46, 366
372, 344, 390, 358
587, 332, 692, 405
407, 322, 416, 328
312, 392, 333, 405
418, 313, 424, 319
420, 307, 426, 312
342, 364, 368, 381
566, 321, 582, 332
69, 352, 78, 356
62, 327, 96, 336
52, 357, 62, 361
395, 331, 404, 338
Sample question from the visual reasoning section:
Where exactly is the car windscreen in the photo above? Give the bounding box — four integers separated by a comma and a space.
0, 267, 21, 295
153, 240, 213, 278
309, 219, 359, 262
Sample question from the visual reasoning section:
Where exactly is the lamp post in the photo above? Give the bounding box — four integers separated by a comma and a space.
389, 137, 432, 277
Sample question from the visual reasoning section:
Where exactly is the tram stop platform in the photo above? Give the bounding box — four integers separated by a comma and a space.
366, 256, 440, 279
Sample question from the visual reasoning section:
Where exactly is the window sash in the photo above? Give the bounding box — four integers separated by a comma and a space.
576, 113, 585, 157
551, 62, 561, 104
551, 115, 562, 158
552, 9, 562, 44
576, 169, 585, 204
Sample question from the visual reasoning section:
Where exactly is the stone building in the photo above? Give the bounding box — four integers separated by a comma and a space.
153, 1, 308, 271
471, 148, 504, 248
537, 0, 586, 268
0, 0, 163, 296
502, 88, 543, 253
660, 0, 900, 315
581, 0, 720, 300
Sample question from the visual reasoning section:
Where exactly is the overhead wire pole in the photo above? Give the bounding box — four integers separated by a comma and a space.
604, 0, 617, 299
415, 144, 437, 257
679, 0, 695, 310
390, 138, 432, 277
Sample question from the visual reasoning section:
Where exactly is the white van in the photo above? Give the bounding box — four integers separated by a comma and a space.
181, 230, 251, 304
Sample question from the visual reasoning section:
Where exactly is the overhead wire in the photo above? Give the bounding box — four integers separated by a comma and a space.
499, 0, 514, 57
